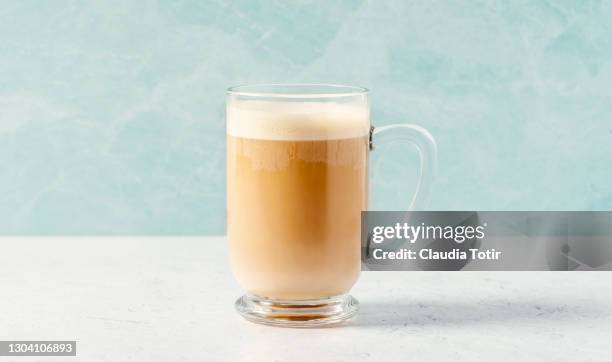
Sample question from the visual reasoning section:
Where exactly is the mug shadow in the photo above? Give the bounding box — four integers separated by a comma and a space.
353, 298, 606, 328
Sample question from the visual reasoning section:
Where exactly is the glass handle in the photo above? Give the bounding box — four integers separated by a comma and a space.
370, 124, 438, 210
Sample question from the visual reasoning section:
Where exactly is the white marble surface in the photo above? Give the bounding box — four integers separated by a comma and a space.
0, 237, 610, 361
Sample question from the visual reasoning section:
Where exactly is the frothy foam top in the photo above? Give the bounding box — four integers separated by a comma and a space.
227, 100, 369, 140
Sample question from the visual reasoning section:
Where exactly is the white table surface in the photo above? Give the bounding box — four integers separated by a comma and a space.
1, 237, 610, 361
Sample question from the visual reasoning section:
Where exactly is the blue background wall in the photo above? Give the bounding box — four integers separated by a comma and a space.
1, 0, 611, 234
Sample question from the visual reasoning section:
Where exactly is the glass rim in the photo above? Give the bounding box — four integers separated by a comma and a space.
227, 83, 369, 99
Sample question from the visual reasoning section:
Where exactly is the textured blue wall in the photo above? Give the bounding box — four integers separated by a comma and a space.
1, 1, 611, 234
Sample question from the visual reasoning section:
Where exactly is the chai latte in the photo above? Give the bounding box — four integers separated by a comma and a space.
227, 101, 369, 300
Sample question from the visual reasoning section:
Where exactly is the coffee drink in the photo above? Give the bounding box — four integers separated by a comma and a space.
227, 100, 370, 300
226, 84, 436, 326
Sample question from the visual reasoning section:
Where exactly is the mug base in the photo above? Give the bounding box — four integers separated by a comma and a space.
235, 293, 359, 328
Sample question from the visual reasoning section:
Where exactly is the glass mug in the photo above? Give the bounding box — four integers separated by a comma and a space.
226, 84, 436, 327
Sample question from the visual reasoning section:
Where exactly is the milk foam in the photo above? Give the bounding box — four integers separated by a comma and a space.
227, 100, 370, 140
